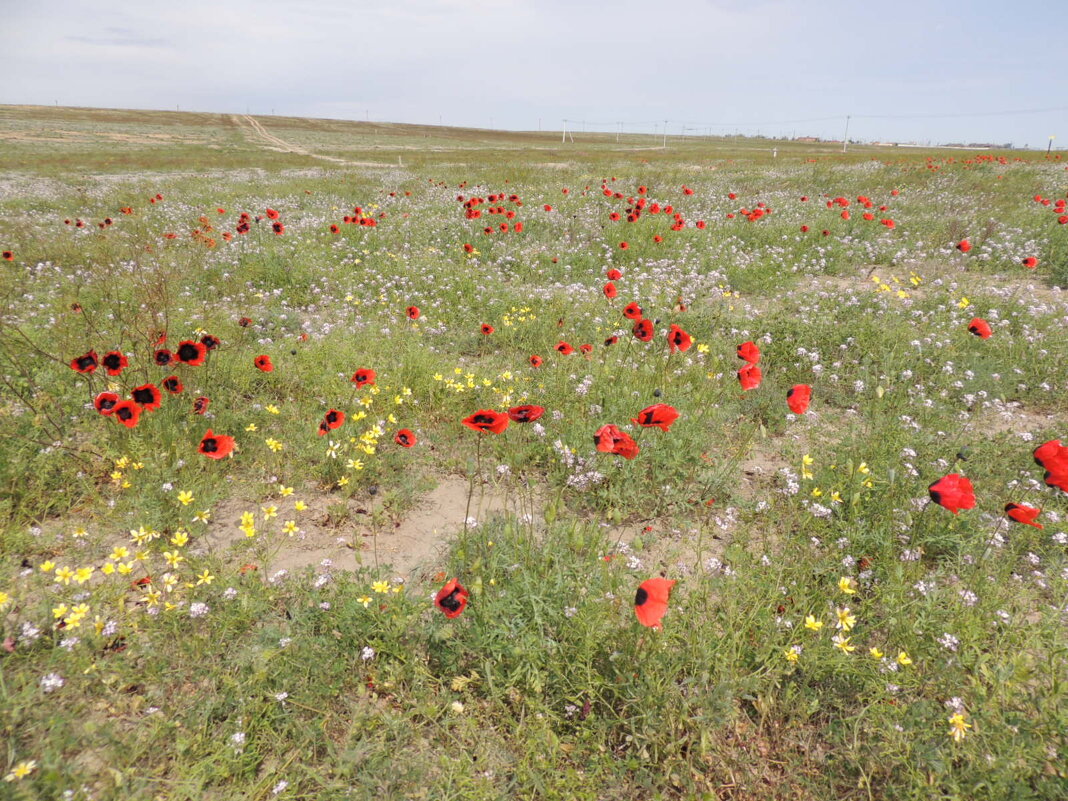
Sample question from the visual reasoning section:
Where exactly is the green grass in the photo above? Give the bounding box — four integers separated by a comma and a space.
0, 106, 1067, 800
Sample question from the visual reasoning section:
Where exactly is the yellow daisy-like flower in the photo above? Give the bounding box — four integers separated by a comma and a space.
74, 566, 94, 585
372, 580, 390, 594
4, 759, 37, 782
245, 423, 258, 432
278, 485, 294, 497
857, 462, 870, 475
40, 560, 55, 573
357, 595, 372, 608
947, 713, 971, 742
835, 607, 856, 631
832, 634, 856, 653
869, 647, 884, 659
261, 505, 278, 520
163, 551, 184, 568
265, 438, 284, 452
177, 490, 194, 506
337, 476, 350, 487
196, 570, 214, 585
193, 510, 211, 523
0, 591, 11, 608
294, 500, 308, 512
282, 520, 299, 536
52, 604, 69, 620
170, 530, 189, 547
109, 546, 129, 561
240, 511, 255, 528
783, 648, 800, 663
838, 576, 857, 595
896, 651, 913, 666
101, 562, 115, 575
804, 615, 824, 631
265, 404, 280, 414
117, 562, 134, 575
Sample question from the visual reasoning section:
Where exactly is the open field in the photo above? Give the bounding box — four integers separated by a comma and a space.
1, 105, 1067, 800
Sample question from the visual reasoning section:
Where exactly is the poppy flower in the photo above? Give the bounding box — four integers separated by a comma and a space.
529, 355, 543, 368
622, 302, 643, 320
604, 335, 619, 347
200, 334, 220, 351
481, 323, 495, 335
593, 424, 640, 459
318, 409, 345, 436
666, 324, 691, 353
634, 577, 676, 629
175, 340, 207, 366
162, 375, 183, 394
928, 473, 975, 514
603, 282, 618, 299
435, 578, 469, 619
192, 397, 210, 415
632, 319, 654, 342
238, 317, 253, 328
406, 306, 420, 320
787, 384, 812, 414
395, 428, 416, 447
508, 405, 545, 423
632, 403, 680, 432
130, 383, 162, 411
1034, 440, 1068, 473
265, 208, 280, 220
579, 343, 593, 355
98, 350, 128, 376
254, 355, 274, 372
555, 341, 575, 356
2, 251, 12, 261
154, 349, 173, 366
619, 242, 629, 250
1005, 503, 1043, 529
738, 363, 762, 391
956, 239, 972, 253
198, 429, 235, 459
606, 268, 622, 280
94, 392, 120, 415
462, 409, 510, 434
112, 400, 142, 428
1021, 257, 1039, 269
737, 341, 760, 364
967, 318, 992, 339
351, 368, 376, 388
70, 350, 99, 374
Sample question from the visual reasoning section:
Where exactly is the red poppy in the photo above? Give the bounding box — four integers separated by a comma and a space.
270, 221, 285, 235
254, 355, 274, 372
94, 392, 120, 415
1034, 440, 1068, 473
238, 316, 253, 327
70, 350, 99, 374
800, 225, 810, 233
154, 349, 173, 366
175, 340, 207, 366
1004, 503, 1043, 529
737, 341, 760, 364
329, 224, 340, 234
200, 334, 220, 351
604, 335, 619, 347
351, 368, 376, 388
462, 409, 510, 434
634, 577, 676, 629
956, 239, 972, 253
406, 306, 420, 320
603, 282, 618, 299
529, 355, 543, 368
395, 428, 416, 447
1, 250, 13, 261
112, 400, 142, 428
508, 405, 545, 423
435, 578, 469, 618
481, 323, 495, 335
967, 318, 992, 339
928, 473, 975, 514
632, 403, 680, 432
318, 409, 345, 436
580, 343, 593, 355
593, 424, 640, 459
192, 396, 210, 415
787, 384, 812, 414
130, 383, 162, 411
606, 268, 622, 280
619, 242, 629, 250
162, 375, 183, 394
632, 319, 654, 342
622, 302, 643, 320
555, 341, 575, 356
1021, 257, 1039, 269
265, 208, 280, 220
738, 363, 762, 391
666, 324, 691, 353
198, 429, 235, 459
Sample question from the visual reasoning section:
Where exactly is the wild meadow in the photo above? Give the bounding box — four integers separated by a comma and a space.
1, 106, 1067, 800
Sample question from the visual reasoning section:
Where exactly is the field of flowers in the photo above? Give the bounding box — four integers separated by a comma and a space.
1, 109, 1067, 799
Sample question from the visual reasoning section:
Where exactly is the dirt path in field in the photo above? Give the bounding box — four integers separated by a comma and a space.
233, 114, 390, 168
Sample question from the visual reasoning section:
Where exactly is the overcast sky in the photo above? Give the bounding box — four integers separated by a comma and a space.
3, 0, 1065, 148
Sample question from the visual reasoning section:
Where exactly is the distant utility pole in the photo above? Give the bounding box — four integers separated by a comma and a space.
663, 120, 668, 148
842, 115, 851, 152
562, 120, 566, 144
1049, 135, 1056, 155
617, 121, 622, 143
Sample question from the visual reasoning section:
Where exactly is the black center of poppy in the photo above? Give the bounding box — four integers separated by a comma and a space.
98, 397, 116, 411
326, 411, 339, 424
77, 355, 96, 369
634, 587, 649, 607
473, 414, 494, 425
177, 343, 199, 361
202, 438, 218, 453
163, 378, 179, 392
132, 388, 155, 405
102, 353, 122, 369
155, 350, 172, 365
117, 407, 133, 420
439, 589, 462, 611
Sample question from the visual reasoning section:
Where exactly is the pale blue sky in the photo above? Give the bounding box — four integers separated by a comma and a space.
3, 0, 1064, 148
